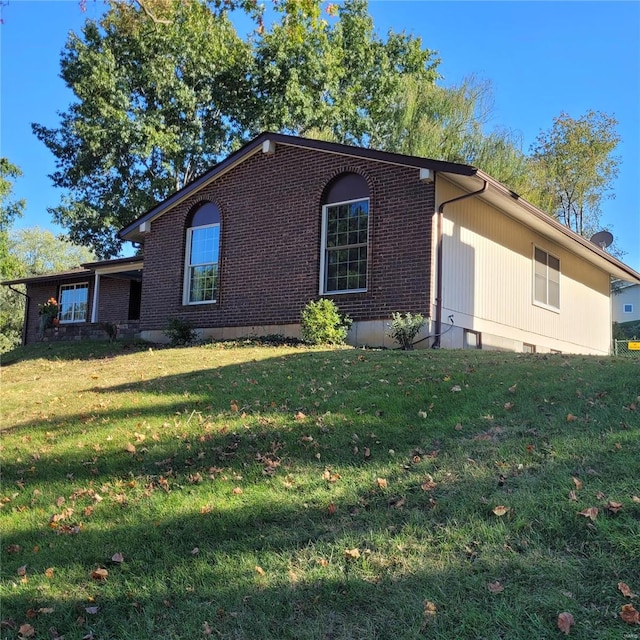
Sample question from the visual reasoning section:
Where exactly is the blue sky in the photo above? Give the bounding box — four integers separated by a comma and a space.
1, 0, 639, 271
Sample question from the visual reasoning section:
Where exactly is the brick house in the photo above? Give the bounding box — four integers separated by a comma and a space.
5, 133, 640, 354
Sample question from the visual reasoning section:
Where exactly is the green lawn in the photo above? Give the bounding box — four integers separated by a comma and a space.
1, 341, 639, 639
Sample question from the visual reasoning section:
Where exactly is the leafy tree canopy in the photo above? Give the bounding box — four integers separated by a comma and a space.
34, 0, 440, 257
529, 110, 621, 239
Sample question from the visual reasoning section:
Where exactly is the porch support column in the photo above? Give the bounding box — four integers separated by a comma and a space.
91, 272, 100, 323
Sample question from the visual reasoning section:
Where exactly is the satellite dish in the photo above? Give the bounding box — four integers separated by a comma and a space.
590, 230, 614, 249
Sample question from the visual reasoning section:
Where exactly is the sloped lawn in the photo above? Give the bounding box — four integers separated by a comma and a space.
1, 341, 639, 639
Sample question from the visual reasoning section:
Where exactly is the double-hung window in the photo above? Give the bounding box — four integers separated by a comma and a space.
321, 199, 369, 293
59, 283, 89, 323
320, 173, 370, 295
533, 247, 560, 311
184, 202, 221, 305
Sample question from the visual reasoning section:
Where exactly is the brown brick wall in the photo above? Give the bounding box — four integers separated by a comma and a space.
97, 277, 134, 323
23, 276, 135, 344
140, 144, 435, 332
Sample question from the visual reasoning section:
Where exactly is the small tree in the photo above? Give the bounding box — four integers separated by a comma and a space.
387, 312, 426, 350
300, 299, 351, 345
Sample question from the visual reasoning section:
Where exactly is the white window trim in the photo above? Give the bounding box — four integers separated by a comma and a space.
623, 303, 633, 313
319, 197, 369, 295
532, 246, 561, 313
58, 282, 89, 324
183, 223, 220, 305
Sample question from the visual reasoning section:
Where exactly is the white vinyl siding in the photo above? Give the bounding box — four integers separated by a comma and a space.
436, 177, 612, 355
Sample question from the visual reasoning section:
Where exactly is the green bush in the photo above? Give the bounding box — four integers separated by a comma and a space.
387, 312, 426, 350
163, 317, 198, 347
300, 299, 351, 345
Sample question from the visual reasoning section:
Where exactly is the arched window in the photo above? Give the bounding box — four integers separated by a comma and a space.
320, 173, 370, 294
183, 202, 221, 304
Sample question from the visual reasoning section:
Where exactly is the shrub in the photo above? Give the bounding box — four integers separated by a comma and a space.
300, 299, 352, 345
163, 317, 198, 347
387, 312, 426, 350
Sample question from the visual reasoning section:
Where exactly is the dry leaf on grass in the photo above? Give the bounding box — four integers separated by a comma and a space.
344, 548, 360, 560
90, 568, 108, 581
255, 566, 266, 576
111, 553, 124, 564
572, 477, 583, 490
618, 582, 637, 598
620, 604, 640, 625
557, 612, 575, 635
487, 581, 504, 593
376, 478, 388, 489
577, 507, 598, 521
18, 624, 35, 638
492, 505, 510, 516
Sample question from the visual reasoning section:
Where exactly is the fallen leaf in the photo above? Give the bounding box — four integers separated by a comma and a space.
504, 402, 514, 410
18, 624, 35, 638
566, 414, 577, 422
344, 548, 361, 560
44, 567, 54, 578
232, 487, 243, 495
421, 475, 437, 491
124, 443, 136, 454
451, 385, 462, 392
606, 500, 623, 514
423, 601, 437, 617
85, 606, 98, 615
90, 568, 108, 581
492, 505, 510, 516
327, 502, 336, 516
364, 447, 371, 459
294, 411, 306, 421
557, 611, 575, 635
377, 478, 388, 489
6, 544, 21, 554
316, 558, 329, 567
568, 490, 578, 502
230, 400, 239, 412
619, 582, 637, 598
632, 495, 640, 504
577, 507, 598, 521
417, 410, 428, 419
572, 477, 583, 490
300, 435, 313, 442
255, 566, 265, 576
111, 553, 124, 564
454, 423, 463, 431
203, 621, 213, 636
487, 581, 504, 593
508, 383, 517, 393
191, 547, 200, 555
620, 604, 640, 625
17, 565, 27, 576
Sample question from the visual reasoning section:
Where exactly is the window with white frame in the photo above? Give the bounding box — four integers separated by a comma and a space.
533, 247, 560, 310
320, 173, 370, 295
623, 303, 633, 313
58, 283, 89, 323
184, 202, 221, 305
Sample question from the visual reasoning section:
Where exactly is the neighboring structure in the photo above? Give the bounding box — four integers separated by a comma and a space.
612, 282, 640, 324
4, 133, 640, 354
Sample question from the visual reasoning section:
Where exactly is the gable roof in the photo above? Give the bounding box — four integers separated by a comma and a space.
119, 131, 640, 284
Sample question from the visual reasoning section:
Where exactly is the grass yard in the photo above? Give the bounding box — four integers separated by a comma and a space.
1, 341, 639, 640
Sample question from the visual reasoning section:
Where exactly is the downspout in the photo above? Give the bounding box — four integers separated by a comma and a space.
8, 284, 30, 347
433, 178, 488, 348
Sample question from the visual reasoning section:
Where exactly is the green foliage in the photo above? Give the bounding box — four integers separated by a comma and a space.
300, 298, 351, 345
163, 317, 198, 346
33, 0, 440, 256
529, 110, 621, 239
33, 0, 252, 257
387, 311, 426, 350
9, 227, 95, 276
614, 320, 640, 340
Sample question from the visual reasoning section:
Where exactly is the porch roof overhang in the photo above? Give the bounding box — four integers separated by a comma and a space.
1, 256, 144, 287
440, 171, 640, 285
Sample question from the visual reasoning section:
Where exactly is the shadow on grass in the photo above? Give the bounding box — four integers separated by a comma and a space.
2, 348, 638, 639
